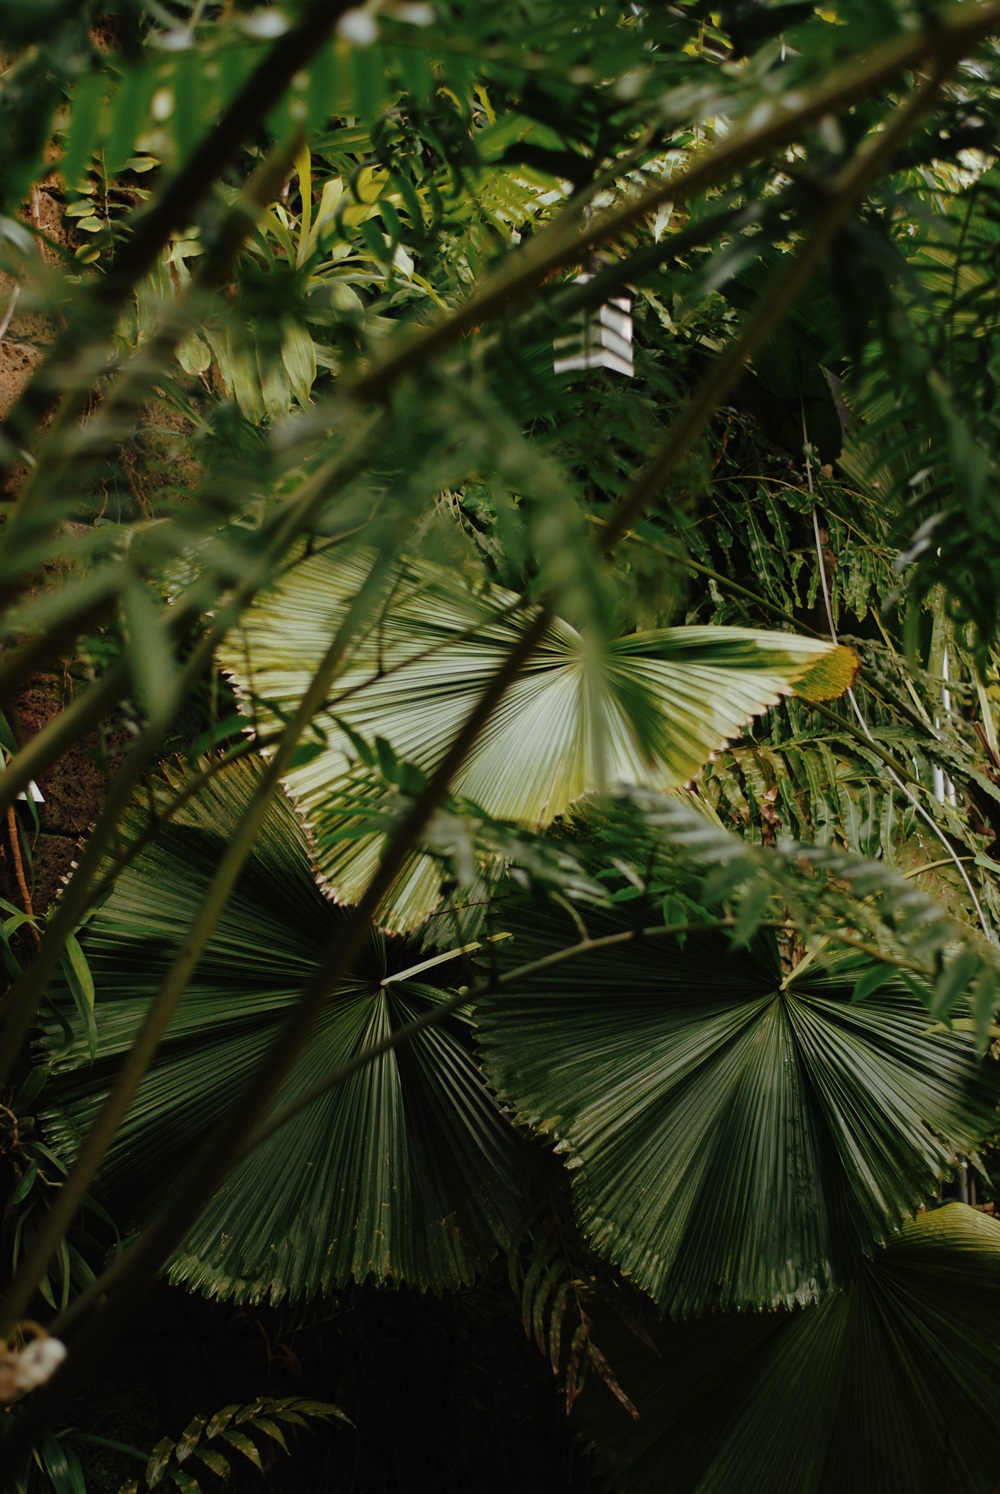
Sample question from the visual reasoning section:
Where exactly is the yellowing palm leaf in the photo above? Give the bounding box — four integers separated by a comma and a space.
222, 549, 845, 931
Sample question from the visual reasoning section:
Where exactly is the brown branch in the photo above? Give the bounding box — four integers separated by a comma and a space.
4, 805, 38, 946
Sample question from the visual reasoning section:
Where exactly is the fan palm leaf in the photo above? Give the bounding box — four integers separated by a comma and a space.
578, 1206, 1000, 1494
475, 903, 1000, 1314
221, 548, 848, 931
39, 757, 525, 1302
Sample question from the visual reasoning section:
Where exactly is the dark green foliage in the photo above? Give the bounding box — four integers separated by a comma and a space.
4, 0, 1000, 1488
478, 905, 1000, 1312
578, 1207, 1000, 1494
120, 1396, 347, 1494
40, 758, 526, 1300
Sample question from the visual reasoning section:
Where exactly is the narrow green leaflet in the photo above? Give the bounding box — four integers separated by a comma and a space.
221, 548, 842, 931
475, 904, 1000, 1314
578, 1207, 1000, 1494
39, 758, 525, 1302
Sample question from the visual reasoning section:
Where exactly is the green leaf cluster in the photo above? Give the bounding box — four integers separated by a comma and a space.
6, 1, 1000, 1490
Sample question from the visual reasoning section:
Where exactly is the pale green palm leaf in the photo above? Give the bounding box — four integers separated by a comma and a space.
222, 549, 844, 931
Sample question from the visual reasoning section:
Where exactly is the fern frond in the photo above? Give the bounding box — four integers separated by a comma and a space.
116, 1396, 350, 1494
508, 1189, 639, 1417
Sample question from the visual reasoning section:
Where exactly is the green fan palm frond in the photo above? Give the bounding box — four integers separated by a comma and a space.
475, 903, 1000, 1315
578, 1206, 1000, 1494
221, 548, 845, 932
39, 758, 525, 1303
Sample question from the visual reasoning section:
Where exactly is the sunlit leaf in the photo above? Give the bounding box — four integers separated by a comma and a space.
223, 549, 842, 931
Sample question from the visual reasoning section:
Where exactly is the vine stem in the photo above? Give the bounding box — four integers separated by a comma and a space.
803, 337, 992, 941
